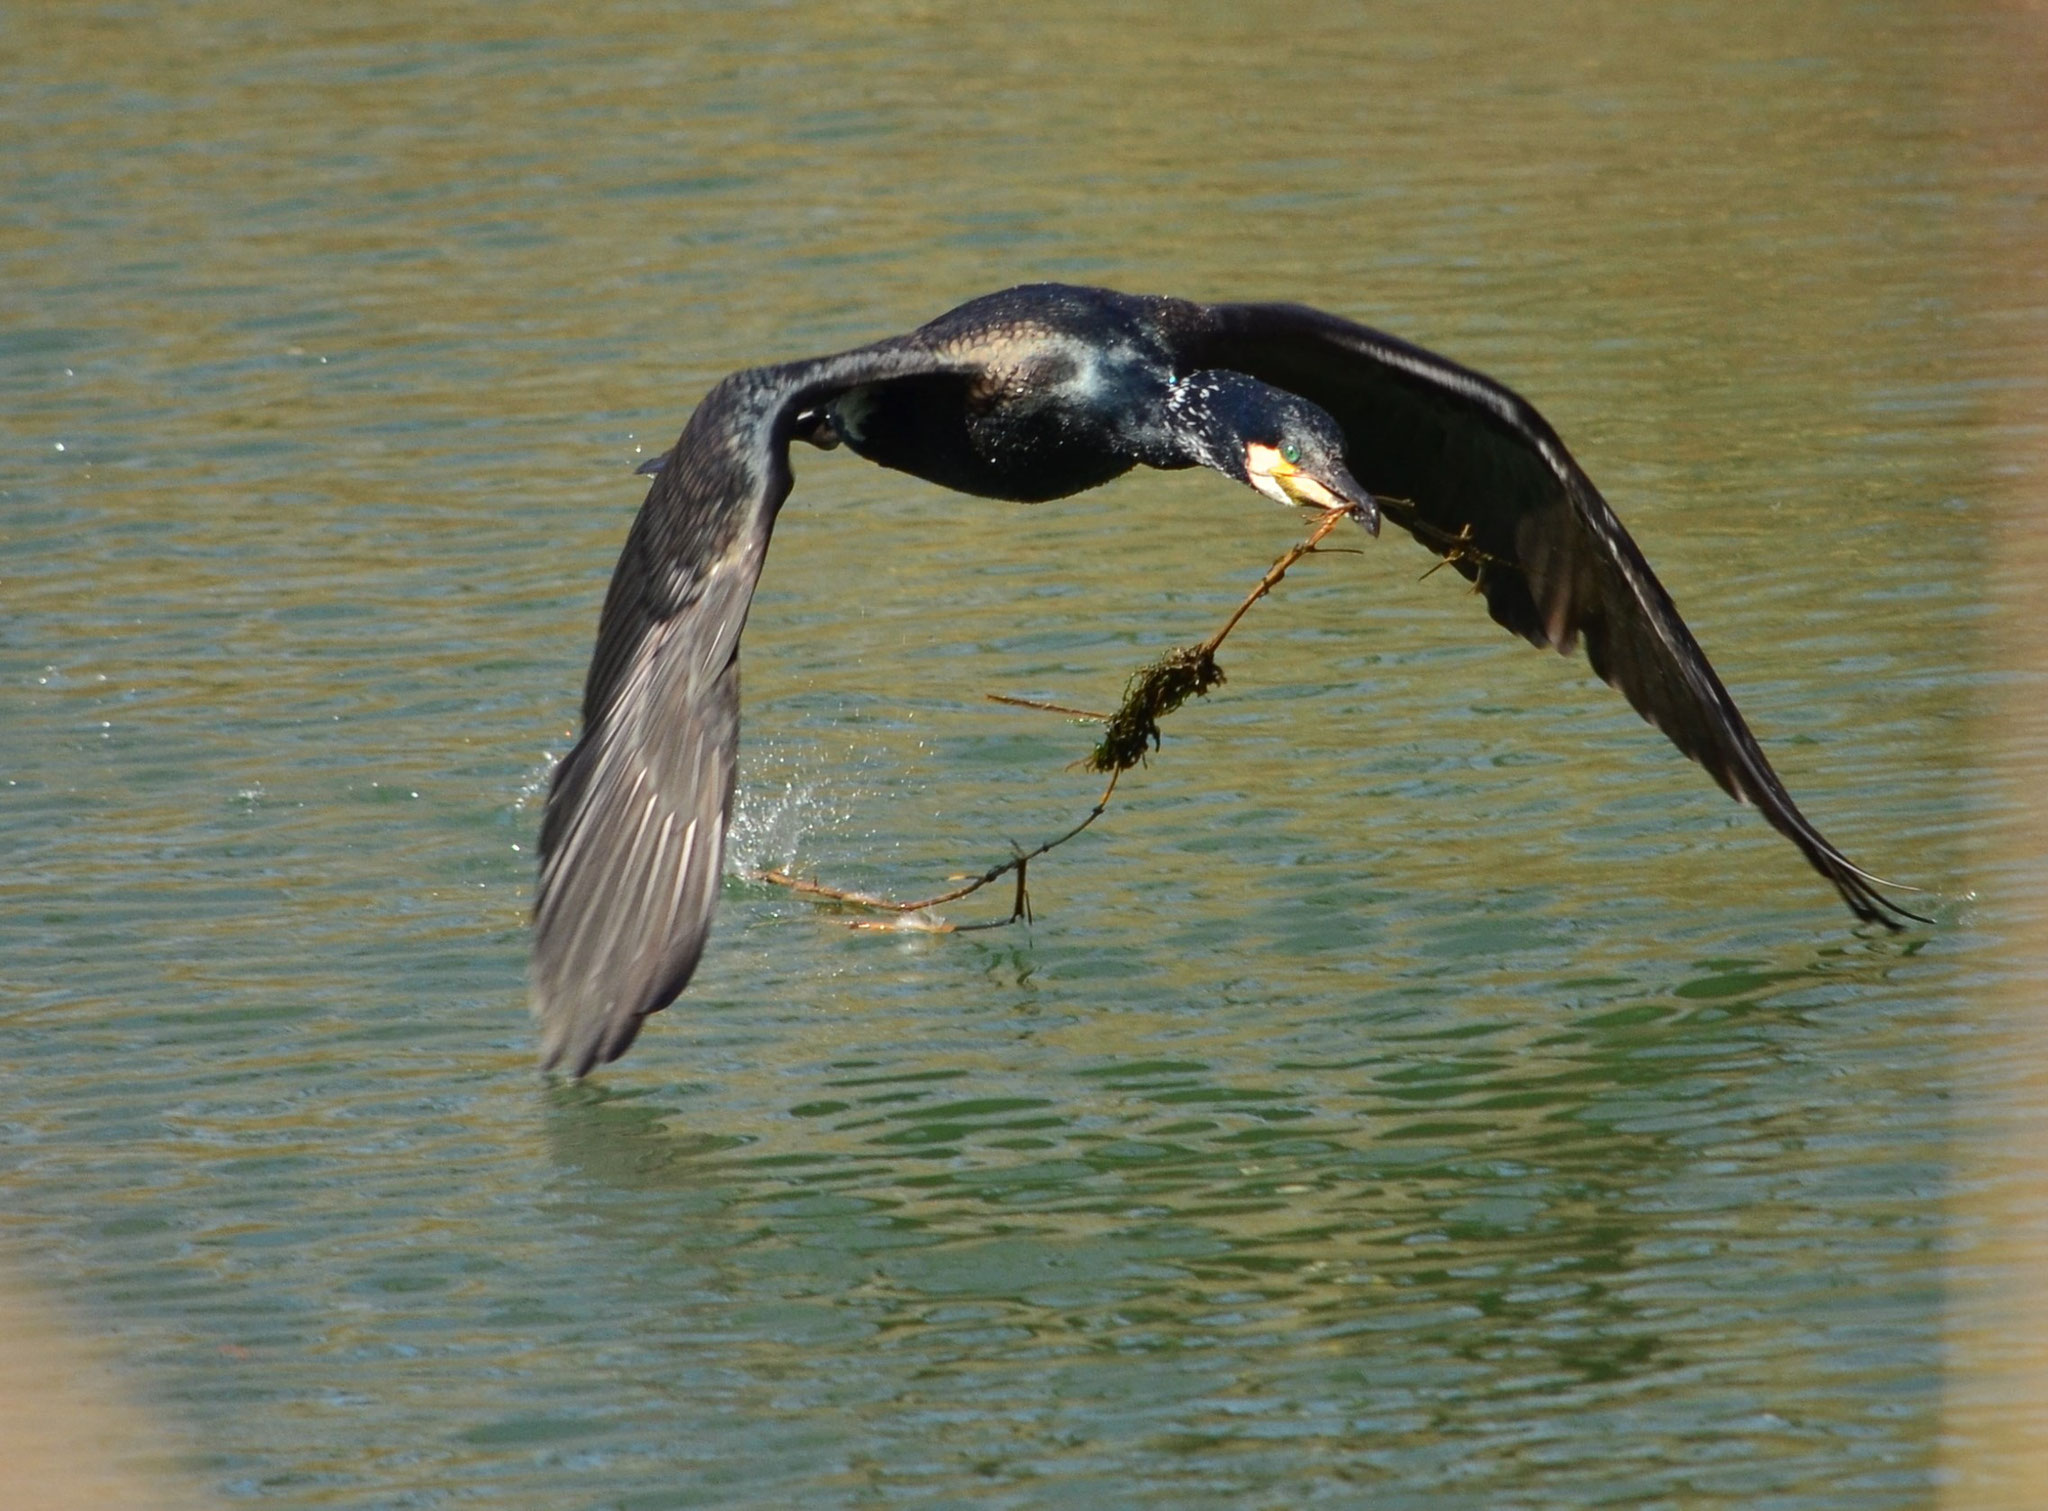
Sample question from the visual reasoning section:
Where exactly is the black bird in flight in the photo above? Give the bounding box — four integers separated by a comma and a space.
532, 283, 1915, 1076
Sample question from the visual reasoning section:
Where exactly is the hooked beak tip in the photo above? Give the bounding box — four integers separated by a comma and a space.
1336, 471, 1379, 536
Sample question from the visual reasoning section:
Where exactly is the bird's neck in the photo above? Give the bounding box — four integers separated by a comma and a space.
1128, 372, 1244, 479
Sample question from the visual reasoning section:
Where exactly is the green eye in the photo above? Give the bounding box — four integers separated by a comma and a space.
1281, 442, 1302, 464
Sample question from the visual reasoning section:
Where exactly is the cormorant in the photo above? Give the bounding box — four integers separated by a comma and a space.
532, 283, 1915, 1076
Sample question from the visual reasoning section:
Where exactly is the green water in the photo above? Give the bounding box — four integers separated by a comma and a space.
5, 2, 2042, 1505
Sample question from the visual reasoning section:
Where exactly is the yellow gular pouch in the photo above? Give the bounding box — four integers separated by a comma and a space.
1242, 440, 1349, 510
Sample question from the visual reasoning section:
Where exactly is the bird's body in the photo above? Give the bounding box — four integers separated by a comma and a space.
828, 285, 1163, 500
533, 283, 1915, 1077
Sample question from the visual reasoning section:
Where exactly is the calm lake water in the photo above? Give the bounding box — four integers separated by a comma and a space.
6, 2, 2047, 1506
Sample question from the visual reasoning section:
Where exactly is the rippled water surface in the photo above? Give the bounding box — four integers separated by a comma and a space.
6, 2, 2048, 1506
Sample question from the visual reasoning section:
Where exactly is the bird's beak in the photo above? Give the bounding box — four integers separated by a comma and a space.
1243, 444, 1380, 536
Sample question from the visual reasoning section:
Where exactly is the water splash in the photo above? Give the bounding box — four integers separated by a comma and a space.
511, 748, 563, 813
727, 761, 846, 877
507, 740, 850, 878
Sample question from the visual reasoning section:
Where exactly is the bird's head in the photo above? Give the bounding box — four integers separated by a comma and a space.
1166, 372, 1378, 534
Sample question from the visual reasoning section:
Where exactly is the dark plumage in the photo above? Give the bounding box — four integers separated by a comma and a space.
532, 283, 1916, 1076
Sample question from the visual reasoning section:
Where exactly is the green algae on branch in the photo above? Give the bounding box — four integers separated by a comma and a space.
1086, 504, 1354, 774
1085, 644, 1227, 773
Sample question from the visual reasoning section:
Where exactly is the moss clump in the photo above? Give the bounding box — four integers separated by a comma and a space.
1086, 645, 1225, 773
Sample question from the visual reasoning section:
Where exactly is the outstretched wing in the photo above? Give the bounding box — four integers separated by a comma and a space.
1175, 299, 1916, 927
533, 343, 976, 1077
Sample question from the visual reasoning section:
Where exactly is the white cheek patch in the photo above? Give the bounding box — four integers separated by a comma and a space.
1243, 442, 1294, 505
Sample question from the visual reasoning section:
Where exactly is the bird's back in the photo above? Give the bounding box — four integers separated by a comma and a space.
824, 284, 1197, 503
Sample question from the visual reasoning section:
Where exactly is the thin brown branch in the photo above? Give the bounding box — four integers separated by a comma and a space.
1378, 497, 1512, 577
1196, 506, 1350, 656
757, 772, 1120, 930
985, 693, 1111, 721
